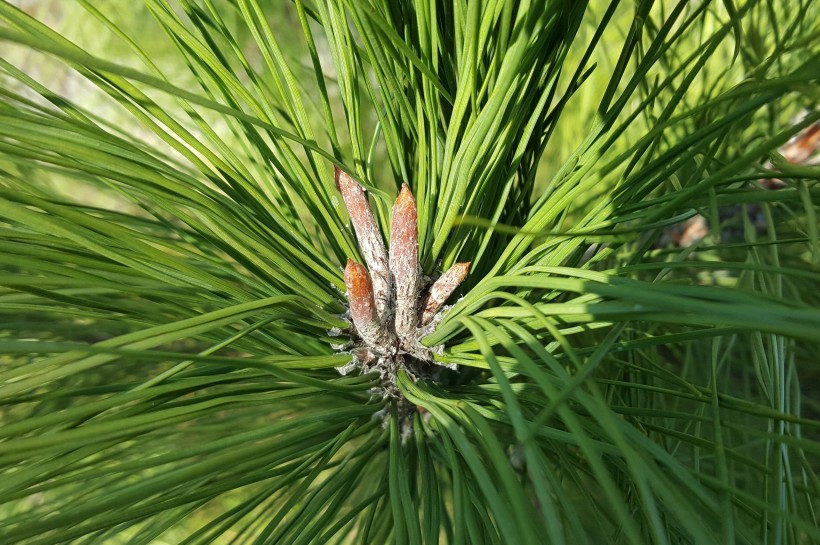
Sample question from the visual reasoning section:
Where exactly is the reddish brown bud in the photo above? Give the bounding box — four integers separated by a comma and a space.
781, 122, 820, 164
390, 183, 419, 338
758, 122, 820, 190
419, 262, 471, 326
336, 167, 391, 319
344, 259, 391, 348
345, 259, 376, 322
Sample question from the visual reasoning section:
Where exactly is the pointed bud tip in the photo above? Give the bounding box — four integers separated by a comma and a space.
345, 259, 368, 277
336, 168, 367, 195
394, 183, 416, 213
345, 260, 373, 304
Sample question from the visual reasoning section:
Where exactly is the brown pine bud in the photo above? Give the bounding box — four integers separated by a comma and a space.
781, 121, 819, 164
344, 259, 391, 348
336, 167, 391, 319
419, 262, 471, 326
390, 183, 420, 338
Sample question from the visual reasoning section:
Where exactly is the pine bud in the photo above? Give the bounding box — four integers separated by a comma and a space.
344, 259, 391, 348
390, 184, 420, 338
419, 262, 471, 326
781, 121, 819, 164
336, 167, 391, 320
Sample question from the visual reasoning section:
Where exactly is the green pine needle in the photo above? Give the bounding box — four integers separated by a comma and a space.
1, 1, 818, 543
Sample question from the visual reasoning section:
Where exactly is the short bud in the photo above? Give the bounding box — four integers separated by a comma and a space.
344, 259, 392, 348
419, 262, 471, 326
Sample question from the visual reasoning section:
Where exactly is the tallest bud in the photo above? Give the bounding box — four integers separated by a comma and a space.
390, 183, 419, 338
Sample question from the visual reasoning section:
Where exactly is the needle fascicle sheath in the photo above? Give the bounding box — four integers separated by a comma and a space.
336, 167, 391, 320
390, 183, 419, 338
344, 259, 392, 348
419, 262, 471, 326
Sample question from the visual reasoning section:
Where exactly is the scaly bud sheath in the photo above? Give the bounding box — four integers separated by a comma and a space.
336, 167, 391, 320
419, 262, 471, 326
344, 259, 391, 348
390, 183, 419, 338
